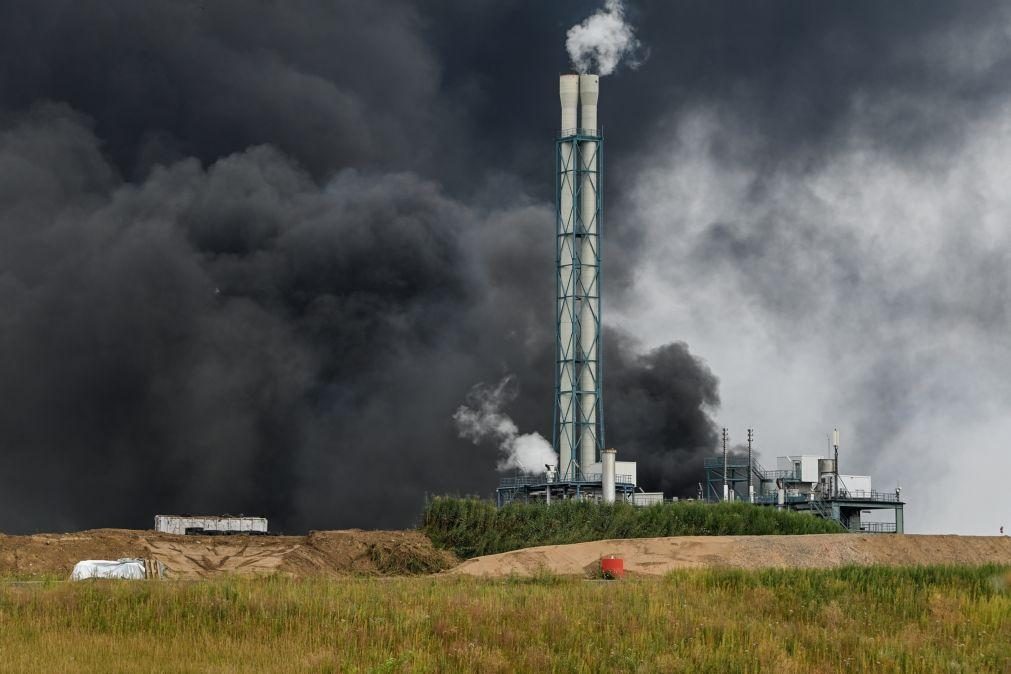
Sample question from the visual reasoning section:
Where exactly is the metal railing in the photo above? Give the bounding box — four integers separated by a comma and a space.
702, 457, 904, 500
559, 127, 604, 139
808, 499, 836, 522
703, 457, 799, 482
763, 470, 799, 480
498, 473, 633, 488
754, 491, 901, 504
857, 522, 898, 533
835, 490, 902, 503
498, 476, 545, 488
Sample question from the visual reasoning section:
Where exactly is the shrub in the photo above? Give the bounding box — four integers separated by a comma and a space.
421, 497, 844, 558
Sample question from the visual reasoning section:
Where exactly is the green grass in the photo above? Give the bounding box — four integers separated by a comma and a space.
422, 497, 843, 558
0, 566, 1008, 673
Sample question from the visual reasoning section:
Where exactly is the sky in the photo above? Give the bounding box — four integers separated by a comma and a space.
0, 0, 1008, 534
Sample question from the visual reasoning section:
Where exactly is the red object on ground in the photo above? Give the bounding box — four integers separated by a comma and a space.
600, 556, 624, 579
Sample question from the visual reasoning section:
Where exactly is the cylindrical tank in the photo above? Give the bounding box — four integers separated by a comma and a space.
558, 74, 579, 478
819, 458, 837, 496
601, 447, 616, 503
577, 73, 600, 472
600, 555, 624, 579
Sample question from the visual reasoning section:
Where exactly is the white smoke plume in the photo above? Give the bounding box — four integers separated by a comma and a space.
453, 376, 557, 474
566, 0, 643, 75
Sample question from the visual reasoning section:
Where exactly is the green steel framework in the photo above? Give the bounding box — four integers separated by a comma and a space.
553, 130, 604, 479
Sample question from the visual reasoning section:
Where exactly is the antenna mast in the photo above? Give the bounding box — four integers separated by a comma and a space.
722, 428, 729, 501
747, 428, 754, 503
832, 428, 840, 498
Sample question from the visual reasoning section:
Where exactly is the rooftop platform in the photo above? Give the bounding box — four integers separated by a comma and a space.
495, 472, 635, 507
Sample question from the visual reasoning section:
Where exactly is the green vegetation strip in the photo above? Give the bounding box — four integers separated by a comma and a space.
0, 566, 1007, 673
422, 497, 843, 558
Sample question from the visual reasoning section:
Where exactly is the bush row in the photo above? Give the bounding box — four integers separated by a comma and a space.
421, 497, 844, 558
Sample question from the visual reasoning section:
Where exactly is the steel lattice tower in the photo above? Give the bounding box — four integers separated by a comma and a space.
553, 74, 603, 480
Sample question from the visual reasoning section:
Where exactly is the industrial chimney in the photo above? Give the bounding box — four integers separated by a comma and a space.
556, 74, 579, 480
553, 74, 604, 479
601, 448, 617, 504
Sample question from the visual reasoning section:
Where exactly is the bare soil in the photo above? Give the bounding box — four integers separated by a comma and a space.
449, 534, 1011, 577
0, 529, 457, 579
5, 530, 1009, 581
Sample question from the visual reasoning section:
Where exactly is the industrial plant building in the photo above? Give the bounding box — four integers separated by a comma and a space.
154, 515, 268, 536
703, 431, 905, 533
496, 73, 905, 534
497, 73, 645, 508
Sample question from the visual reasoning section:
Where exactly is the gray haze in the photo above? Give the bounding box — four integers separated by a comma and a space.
1, 1, 1009, 533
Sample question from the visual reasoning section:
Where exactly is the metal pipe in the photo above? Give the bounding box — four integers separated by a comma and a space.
721, 428, 729, 501
558, 74, 579, 479
832, 428, 840, 498
747, 428, 754, 503
602, 448, 616, 504
577, 74, 600, 473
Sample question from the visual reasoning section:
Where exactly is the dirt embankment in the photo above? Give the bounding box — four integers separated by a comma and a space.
6, 530, 1010, 581
0, 529, 457, 579
450, 534, 1011, 577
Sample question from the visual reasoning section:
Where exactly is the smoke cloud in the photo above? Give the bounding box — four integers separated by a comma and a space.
605, 338, 721, 495
453, 376, 556, 474
0, 97, 720, 532
566, 0, 643, 76
623, 102, 1011, 532
3, 0, 1007, 534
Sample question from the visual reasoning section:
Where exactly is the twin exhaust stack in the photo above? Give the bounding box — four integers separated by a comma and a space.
558, 73, 598, 135
555, 74, 603, 482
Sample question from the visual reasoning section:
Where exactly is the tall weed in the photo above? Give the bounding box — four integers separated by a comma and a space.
422, 497, 843, 557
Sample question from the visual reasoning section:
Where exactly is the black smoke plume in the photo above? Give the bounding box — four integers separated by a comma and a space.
0, 101, 719, 532
6, 0, 999, 533
605, 338, 720, 496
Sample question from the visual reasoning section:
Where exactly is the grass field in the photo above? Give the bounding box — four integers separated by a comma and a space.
1, 566, 1008, 673
423, 497, 843, 557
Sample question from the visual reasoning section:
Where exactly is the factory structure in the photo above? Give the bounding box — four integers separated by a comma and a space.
497, 73, 905, 533
154, 515, 269, 536
703, 429, 905, 533
497, 73, 653, 507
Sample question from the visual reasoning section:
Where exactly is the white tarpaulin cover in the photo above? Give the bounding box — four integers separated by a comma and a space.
70, 558, 148, 581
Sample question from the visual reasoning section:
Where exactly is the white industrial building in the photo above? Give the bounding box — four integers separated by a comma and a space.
154, 515, 268, 536
704, 433, 905, 533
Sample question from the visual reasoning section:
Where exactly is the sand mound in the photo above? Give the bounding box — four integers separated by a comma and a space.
450, 534, 1011, 577
7, 530, 1007, 581
0, 529, 457, 580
